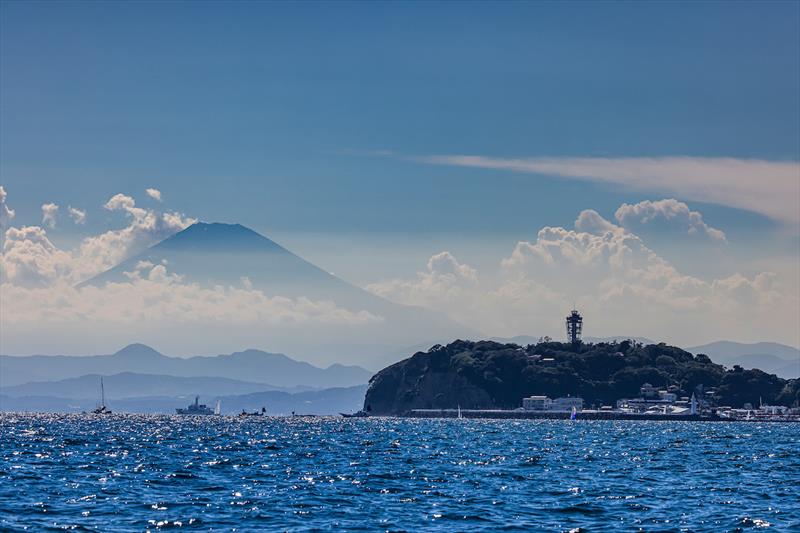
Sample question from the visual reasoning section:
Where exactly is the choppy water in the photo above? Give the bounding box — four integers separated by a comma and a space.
1, 415, 798, 531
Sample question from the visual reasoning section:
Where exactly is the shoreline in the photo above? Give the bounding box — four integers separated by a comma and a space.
402, 409, 800, 422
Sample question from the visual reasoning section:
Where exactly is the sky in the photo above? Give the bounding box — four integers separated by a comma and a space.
1, 1, 799, 360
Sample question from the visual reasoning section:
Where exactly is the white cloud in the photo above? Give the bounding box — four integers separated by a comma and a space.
366, 207, 797, 346
1, 226, 74, 287
367, 251, 477, 312
0, 186, 15, 229
574, 209, 623, 236
2, 261, 381, 329
614, 199, 726, 243
41, 203, 59, 228
2, 191, 195, 286
104, 193, 137, 213
417, 155, 800, 225
146, 188, 163, 202
77, 192, 196, 279
68, 206, 87, 225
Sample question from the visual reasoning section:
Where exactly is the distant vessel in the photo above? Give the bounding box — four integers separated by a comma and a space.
90, 377, 112, 415
340, 410, 369, 418
458, 405, 463, 419
176, 396, 216, 415
238, 407, 267, 417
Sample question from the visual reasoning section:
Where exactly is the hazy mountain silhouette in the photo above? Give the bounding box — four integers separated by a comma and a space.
1, 372, 307, 400
687, 341, 799, 378
81, 222, 469, 326
0, 343, 373, 389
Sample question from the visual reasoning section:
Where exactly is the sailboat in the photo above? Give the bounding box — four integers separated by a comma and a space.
570, 406, 577, 420
457, 405, 463, 419
90, 377, 112, 415
214, 400, 221, 416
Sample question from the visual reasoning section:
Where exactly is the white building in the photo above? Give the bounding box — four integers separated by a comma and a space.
522, 395, 584, 412
552, 396, 584, 412
522, 396, 552, 410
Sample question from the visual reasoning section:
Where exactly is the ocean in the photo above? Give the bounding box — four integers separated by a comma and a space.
1, 414, 798, 531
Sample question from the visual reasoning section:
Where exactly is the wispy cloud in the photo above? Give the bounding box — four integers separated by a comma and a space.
415, 155, 800, 225
68, 206, 87, 225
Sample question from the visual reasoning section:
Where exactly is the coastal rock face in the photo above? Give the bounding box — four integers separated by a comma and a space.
364, 340, 800, 415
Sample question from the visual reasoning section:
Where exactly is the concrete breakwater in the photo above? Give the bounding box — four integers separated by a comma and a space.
403, 409, 795, 422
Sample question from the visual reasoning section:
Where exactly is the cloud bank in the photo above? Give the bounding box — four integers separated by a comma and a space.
418, 155, 800, 225
4, 260, 380, 328
368, 201, 798, 346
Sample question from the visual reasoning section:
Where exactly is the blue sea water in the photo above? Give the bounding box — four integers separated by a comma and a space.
1, 415, 798, 532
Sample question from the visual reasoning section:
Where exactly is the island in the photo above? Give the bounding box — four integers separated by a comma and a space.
363, 339, 800, 420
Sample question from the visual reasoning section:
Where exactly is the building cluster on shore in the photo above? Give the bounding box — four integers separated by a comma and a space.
512, 380, 800, 421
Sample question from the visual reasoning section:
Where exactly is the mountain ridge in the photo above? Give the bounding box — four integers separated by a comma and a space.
1, 372, 309, 399
0, 343, 374, 389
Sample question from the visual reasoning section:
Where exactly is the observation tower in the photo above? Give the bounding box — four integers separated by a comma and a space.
566, 309, 583, 345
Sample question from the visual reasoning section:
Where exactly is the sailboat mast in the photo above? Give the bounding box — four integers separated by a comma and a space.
101, 377, 105, 408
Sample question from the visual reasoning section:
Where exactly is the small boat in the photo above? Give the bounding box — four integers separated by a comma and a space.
176, 396, 216, 416
90, 377, 112, 415
570, 406, 577, 420
340, 410, 369, 418
237, 407, 267, 417
458, 405, 463, 419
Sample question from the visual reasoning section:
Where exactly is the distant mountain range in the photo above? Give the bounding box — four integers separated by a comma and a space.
0, 372, 313, 400
687, 341, 799, 379
0, 343, 373, 389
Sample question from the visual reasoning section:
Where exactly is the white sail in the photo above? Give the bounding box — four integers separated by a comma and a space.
214, 400, 221, 415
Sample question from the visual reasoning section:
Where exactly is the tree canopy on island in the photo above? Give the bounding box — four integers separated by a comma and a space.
364, 340, 799, 415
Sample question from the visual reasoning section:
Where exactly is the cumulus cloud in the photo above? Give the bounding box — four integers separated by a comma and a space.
1, 226, 74, 287
416, 155, 800, 226
574, 209, 623, 236
146, 188, 162, 202
68, 206, 87, 225
76, 192, 196, 279
367, 251, 477, 311
2, 191, 196, 286
104, 193, 137, 212
41, 203, 59, 228
614, 199, 726, 243
367, 207, 796, 345
0, 186, 15, 229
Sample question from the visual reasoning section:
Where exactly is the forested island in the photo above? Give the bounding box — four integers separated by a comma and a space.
363, 340, 800, 415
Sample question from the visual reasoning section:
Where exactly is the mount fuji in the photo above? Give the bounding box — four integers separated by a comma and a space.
80, 222, 474, 362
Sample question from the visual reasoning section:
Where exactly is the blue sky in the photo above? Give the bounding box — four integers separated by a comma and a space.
1, 1, 798, 354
